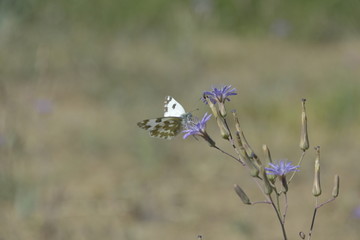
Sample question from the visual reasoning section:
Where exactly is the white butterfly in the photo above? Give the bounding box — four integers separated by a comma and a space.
137, 96, 192, 139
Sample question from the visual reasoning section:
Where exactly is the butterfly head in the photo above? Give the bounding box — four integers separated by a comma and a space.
181, 112, 193, 126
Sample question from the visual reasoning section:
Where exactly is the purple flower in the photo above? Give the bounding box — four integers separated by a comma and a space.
183, 113, 212, 139
203, 85, 237, 104
34, 99, 53, 114
182, 113, 215, 146
265, 160, 300, 176
353, 206, 360, 219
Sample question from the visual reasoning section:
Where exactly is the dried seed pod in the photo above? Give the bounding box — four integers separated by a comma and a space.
234, 184, 251, 205
332, 174, 340, 198
312, 146, 322, 197
300, 98, 309, 151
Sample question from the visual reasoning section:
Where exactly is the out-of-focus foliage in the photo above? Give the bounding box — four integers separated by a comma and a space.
1, 0, 360, 39
1, 1, 360, 240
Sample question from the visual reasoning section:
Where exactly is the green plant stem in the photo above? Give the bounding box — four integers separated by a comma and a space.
223, 118, 245, 165
308, 197, 318, 240
283, 193, 288, 223
288, 150, 306, 184
251, 201, 271, 205
212, 145, 243, 164
307, 197, 336, 240
276, 193, 281, 216
213, 143, 269, 201
269, 195, 288, 240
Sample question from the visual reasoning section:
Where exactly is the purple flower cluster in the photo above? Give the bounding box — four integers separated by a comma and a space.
265, 160, 300, 176
203, 85, 237, 104
182, 113, 212, 139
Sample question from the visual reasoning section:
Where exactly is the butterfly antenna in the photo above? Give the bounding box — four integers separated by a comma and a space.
190, 108, 199, 113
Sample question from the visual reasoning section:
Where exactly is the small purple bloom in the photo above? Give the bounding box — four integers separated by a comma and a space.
203, 85, 237, 104
182, 113, 212, 139
265, 160, 300, 176
354, 206, 360, 219
34, 99, 53, 114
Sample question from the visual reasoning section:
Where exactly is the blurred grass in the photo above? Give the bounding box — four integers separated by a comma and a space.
2, 0, 360, 40
0, 1, 360, 240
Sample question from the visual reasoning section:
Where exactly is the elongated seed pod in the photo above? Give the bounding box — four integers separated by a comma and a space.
300, 99, 310, 151
332, 174, 340, 198
312, 147, 322, 197
234, 184, 251, 204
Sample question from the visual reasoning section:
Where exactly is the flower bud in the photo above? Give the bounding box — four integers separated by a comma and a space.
280, 175, 288, 193
232, 111, 257, 161
250, 166, 260, 178
332, 174, 340, 198
218, 103, 227, 118
204, 95, 218, 118
232, 111, 258, 175
246, 154, 259, 177
232, 111, 246, 151
300, 98, 309, 151
261, 167, 273, 195
312, 147, 322, 197
216, 117, 229, 140
262, 144, 272, 163
263, 145, 276, 182
234, 184, 251, 205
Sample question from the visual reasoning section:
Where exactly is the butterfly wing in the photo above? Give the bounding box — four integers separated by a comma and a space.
164, 96, 186, 117
137, 117, 183, 140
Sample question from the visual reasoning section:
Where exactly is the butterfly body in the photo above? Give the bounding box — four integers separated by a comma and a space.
137, 96, 192, 139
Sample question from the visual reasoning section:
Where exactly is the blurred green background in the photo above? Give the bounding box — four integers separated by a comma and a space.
1, 0, 360, 239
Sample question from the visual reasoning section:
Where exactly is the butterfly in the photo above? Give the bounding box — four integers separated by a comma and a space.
137, 96, 193, 139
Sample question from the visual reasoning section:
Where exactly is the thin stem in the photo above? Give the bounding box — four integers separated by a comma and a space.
276, 193, 281, 217
308, 197, 318, 240
223, 118, 245, 165
223, 118, 233, 139
212, 145, 243, 164
269, 195, 288, 240
307, 197, 337, 240
288, 150, 306, 184
283, 193, 288, 224
213, 143, 270, 203
307, 208, 317, 240
251, 201, 271, 205
255, 177, 271, 198
317, 197, 336, 208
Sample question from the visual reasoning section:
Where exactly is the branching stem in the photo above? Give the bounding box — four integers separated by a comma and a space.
269, 195, 288, 240
212, 145, 243, 164
288, 150, 306, 184
307, 197, 336, 240
223, 118, 245, 166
